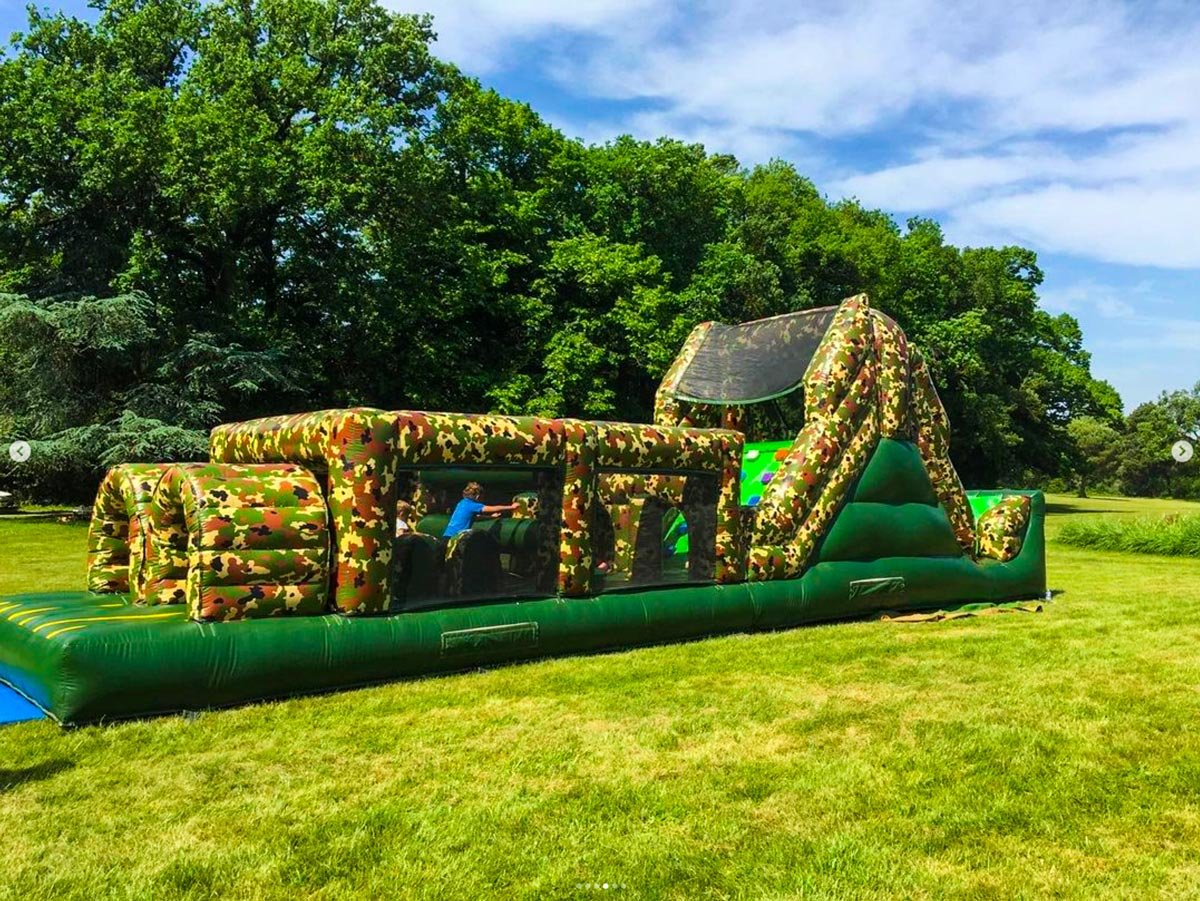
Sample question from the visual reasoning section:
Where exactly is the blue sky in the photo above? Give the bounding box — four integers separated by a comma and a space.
4, 1, 1198, 409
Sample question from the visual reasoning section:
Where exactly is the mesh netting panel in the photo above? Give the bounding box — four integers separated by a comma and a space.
674, 307, 838, 404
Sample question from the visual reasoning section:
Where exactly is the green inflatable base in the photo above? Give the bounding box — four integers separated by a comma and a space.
0, 493, 1045, 726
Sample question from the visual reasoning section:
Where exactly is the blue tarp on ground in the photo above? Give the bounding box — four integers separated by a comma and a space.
0, 683, 44, 725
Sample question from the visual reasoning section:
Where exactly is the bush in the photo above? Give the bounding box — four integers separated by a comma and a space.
0, 414, 207, 504
1057, 515, 1200, 556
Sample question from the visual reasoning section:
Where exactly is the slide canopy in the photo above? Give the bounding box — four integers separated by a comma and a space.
673, 306, 838, 404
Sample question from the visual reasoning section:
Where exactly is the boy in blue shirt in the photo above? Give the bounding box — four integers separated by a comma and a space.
442, 481, 518, 539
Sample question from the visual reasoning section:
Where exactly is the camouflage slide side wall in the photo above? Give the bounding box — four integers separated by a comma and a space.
655, 295, 975, 574
0, 295, 1046, 724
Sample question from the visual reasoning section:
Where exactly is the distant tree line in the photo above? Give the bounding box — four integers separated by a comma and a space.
1067, 386, 1200, 500
0, 0, 1125, 501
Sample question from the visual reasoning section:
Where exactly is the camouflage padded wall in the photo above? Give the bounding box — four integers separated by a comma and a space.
595, 475, 686, 577
210, 409, 587, 612
386, 412, 590, 599
210, 409, 400, 615
591, 422, 744, 584
153, 464, 330, 621
206, 410, 744, 613
142, 466, 192, 607
85, 463, 174, 596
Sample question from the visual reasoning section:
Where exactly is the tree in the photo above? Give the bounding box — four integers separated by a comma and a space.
0, 0, 452, 498
1067, 416, 1122, 497
0, 0, 448, 395
1157, 383, 1200, 443
0, 0, 1123, 499
1116, 386, 1200, 499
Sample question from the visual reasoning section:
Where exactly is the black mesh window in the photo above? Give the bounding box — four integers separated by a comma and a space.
675, 307, 837, 404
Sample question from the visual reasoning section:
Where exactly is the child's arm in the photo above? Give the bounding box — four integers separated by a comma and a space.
479, 502, 519, 516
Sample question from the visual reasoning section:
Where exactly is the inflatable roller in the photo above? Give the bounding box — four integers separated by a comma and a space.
414, 514, 541, 553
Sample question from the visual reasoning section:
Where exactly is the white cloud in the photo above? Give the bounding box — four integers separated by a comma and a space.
834, 150, 1068, 211
405, 0, 666, 73
940, 176, 1200, 268
833, 122, 1200, 266
573, 0, 955, 135
1040, 281, 1134, 320
413, 0, 1200, 270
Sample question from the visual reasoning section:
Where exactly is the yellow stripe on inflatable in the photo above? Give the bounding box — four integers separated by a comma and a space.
10, 606, 58, 623
43, 625, 89, 640
31, 611, 184, 634
14, 605, 123, 625
5, 601, 135, 629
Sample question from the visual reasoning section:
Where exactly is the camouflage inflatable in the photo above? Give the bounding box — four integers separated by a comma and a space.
85, 463, 173, 596
975, 494, 1033, 562
0, 293, 1047, 725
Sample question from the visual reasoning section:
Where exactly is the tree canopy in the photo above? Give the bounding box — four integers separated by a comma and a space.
0, 0, 1123, 499
1104, 385, 1200, 499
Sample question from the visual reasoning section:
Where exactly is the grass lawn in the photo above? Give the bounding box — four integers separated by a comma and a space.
2, 494, 1200, 899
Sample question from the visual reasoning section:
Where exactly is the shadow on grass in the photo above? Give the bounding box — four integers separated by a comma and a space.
0, 759, 73, 792
1046, 502, 1124, 515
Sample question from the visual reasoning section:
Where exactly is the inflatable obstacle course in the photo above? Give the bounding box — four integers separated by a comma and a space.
0, 294, 1046, 725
